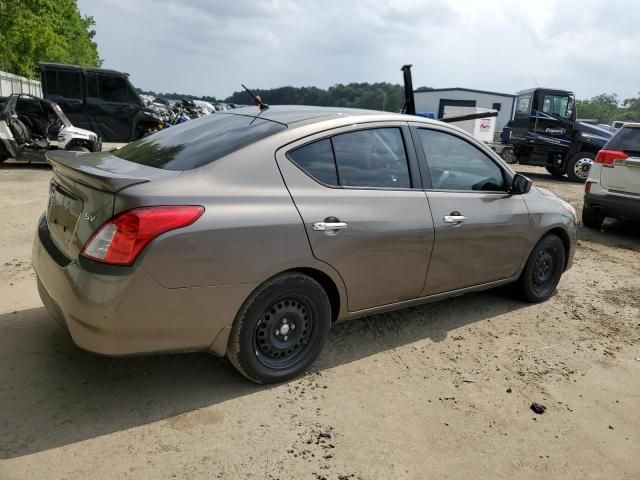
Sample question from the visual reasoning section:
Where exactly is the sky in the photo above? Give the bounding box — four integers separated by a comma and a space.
77, 0, 640, 101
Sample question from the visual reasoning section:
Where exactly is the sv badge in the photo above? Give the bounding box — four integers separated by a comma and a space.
84, 212, 96, 222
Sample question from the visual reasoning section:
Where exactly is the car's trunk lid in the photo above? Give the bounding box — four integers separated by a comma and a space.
45, 150, 179, 260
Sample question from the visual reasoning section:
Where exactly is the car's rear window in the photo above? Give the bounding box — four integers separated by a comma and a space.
114, 113, 286, 170
606, 126, 640, 154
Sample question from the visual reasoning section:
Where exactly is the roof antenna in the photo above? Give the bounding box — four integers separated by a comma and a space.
241, 84, 269, 110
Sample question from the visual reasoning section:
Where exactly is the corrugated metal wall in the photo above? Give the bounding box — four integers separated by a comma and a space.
0, 71, 42, 97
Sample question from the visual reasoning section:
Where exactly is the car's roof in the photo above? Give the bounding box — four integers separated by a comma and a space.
219, 105, 444, 129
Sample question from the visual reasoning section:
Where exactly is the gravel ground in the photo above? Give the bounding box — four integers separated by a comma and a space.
0, 161, 639, 480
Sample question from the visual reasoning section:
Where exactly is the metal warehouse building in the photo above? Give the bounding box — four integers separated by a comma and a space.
414, 88, 516, 131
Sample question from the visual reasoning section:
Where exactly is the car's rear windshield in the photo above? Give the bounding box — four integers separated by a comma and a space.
113, 113, 286, 170
606, 126, 640, 154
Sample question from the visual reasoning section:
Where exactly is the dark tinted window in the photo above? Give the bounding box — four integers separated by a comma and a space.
289, 139, 338, 185
606, 126, 640, 153
418, 129, 504, 191
87, 74, 99, 98
492, 102, 501, 111
46, 70, 82, 99
332, 128, 411, 188
114, 113, 286, 171
97, 75, 138, 103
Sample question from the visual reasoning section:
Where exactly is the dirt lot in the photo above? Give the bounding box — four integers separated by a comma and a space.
1, 162, 639, 480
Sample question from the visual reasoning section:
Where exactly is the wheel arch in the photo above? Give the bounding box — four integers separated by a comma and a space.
292, 267, 342, 323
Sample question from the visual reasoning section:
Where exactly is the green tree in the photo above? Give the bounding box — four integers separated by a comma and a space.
576, 93, 621, 124
224, 82, 407, 112
0, 0, 101, 78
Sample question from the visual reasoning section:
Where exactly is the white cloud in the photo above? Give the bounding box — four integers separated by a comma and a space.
78, 0, 640, 100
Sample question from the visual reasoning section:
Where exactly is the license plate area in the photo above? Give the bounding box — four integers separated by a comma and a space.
47, 181, 83, 254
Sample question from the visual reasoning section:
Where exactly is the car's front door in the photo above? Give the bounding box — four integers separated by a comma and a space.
532, 91, 575, 147
276, 124, 434, 312
413, 125, 530, 295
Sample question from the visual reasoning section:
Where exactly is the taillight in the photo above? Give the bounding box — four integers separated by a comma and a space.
585, 181, 593, 193
594, 149, 628, 166
81, 206, 204, 266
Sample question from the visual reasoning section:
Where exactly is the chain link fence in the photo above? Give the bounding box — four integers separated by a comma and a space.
0, 71, 42, 97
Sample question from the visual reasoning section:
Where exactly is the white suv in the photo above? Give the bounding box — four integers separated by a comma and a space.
583, 123, 640, 228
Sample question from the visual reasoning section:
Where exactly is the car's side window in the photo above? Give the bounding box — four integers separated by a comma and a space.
288, 128, 413, 189
417, 128, 505, 192
288, 138, 338, 186
332, 128, 411, 188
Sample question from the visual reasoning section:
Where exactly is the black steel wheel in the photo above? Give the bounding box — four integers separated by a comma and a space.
513, 234, 566, 302
253, 295, 316, 370
227, 273, 331, 384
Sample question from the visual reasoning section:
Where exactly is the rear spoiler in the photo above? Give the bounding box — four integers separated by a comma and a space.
47, 150, 151, 193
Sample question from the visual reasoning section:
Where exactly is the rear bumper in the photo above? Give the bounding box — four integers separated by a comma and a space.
32, 215, 255, 357
584, 192, 640, 222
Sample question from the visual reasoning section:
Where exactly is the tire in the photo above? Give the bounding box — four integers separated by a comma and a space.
513, 234, 566, 303
545, 165, 565, 178
581, 206, 604, 230
500, 147, 516, 164
566, 152, 595, 183
227, 273, 332, 384
68, 145, 90, 153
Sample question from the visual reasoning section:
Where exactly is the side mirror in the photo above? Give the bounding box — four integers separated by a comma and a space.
510, 173, 532, 195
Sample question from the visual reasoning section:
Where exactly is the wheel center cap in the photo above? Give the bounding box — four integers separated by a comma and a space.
280, 323, 290, 335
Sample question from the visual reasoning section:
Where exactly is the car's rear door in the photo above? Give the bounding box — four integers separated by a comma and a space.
412, 124, 530, 295
276, 123, 434, 312
85, 72, 141, 142
598, 125, 640, 194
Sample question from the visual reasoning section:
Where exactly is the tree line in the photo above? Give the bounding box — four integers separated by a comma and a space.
576, 93, 640, 124
223, 83, 425, 112
0, 0, 100, 78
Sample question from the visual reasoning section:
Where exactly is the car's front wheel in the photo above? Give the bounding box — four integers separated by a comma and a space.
227, 273, 331, 384
566, 152, 595, 183
514, 234, 566, 302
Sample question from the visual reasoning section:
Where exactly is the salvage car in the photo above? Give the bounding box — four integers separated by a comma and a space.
32, 106, 576, 383
0, 94, 100, 163
582, 123, 640, 228
39, 62, 166, 142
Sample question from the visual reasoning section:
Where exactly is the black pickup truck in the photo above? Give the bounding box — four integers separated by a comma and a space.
39, 62, 164, 142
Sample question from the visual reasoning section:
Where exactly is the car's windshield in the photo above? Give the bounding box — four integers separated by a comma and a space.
47, 101, 72, 127
114, 113, 286, 171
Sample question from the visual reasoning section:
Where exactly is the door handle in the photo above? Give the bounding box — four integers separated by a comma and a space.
443, 214, 467, 225
313, 221, 347, 232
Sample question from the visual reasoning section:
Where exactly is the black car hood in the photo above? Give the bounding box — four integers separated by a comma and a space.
575, 121, 613, 138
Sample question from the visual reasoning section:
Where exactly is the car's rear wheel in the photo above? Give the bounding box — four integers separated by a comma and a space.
566, 152, 595, 183
514, 234, 565, 302
227, 272, 331, 384
581, 206, 604, 229
545, 165, 565, 178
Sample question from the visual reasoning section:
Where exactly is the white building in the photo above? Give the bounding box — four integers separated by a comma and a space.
0, 70, 42, 97
414, 87, 516, 131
